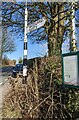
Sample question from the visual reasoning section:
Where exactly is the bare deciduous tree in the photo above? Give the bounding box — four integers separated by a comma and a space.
0, 28, 15, 59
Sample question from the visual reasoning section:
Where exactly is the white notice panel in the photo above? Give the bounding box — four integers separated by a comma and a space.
63, 55, 78, 86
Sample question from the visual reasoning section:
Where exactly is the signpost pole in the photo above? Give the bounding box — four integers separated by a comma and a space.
23, 2, 27, 84
22, 5, 46, 83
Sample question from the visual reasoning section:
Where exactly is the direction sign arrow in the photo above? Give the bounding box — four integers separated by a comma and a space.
26, 17, 46, 34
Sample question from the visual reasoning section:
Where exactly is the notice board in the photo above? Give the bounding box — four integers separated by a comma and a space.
62, 51, 79, 87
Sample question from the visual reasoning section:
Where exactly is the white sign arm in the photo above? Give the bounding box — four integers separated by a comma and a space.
26, 17, 46, 34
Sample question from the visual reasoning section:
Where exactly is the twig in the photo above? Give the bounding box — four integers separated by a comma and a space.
29, 95, 51, 114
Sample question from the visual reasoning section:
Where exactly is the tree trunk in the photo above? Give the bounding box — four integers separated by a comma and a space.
48, 4, 64, 56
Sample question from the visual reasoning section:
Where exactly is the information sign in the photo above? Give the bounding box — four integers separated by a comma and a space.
62, 51, 79, 87
26, 17, 46, 33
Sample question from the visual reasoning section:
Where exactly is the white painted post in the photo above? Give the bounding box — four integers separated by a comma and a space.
72, 3, 77, 51
22, 2, 46, 83
23, 2, 27, 83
